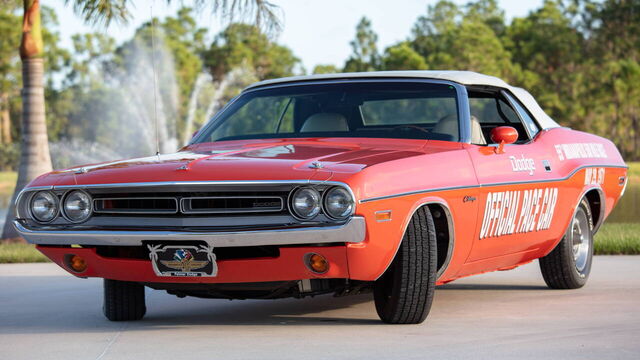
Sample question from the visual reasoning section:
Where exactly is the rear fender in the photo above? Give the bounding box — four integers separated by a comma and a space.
543, 185, 605, 257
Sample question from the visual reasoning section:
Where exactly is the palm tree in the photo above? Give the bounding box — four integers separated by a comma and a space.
2, 0, 281, 239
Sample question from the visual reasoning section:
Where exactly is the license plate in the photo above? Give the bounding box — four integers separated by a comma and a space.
147, 244, 217, 277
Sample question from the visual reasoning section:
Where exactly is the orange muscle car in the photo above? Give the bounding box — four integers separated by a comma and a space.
14, 71, 628, 324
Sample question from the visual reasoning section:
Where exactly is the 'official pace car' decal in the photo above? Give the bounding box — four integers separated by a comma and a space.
510, 155, 536, 175
555, 143, 607, 161
479, 187, 558, 239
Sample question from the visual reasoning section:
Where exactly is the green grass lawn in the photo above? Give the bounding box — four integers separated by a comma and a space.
0, 243, 49, 263
0, 171, 17, 195
627, 161, 640, 178
594, 223, 640, 255
0, 171, 17, 183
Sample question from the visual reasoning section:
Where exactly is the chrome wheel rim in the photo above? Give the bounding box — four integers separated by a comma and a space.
571, 208, 591, 274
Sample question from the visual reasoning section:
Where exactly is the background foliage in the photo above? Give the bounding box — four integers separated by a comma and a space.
0, 0, 638, 171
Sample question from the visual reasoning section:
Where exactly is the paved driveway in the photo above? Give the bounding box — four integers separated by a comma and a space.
1, 256, 638, 359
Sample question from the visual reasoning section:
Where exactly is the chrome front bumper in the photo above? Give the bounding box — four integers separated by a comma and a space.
13, 216, 366, 247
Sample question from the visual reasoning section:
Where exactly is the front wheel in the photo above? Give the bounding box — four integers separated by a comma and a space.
539, 199, 594, 289
374, 206, 437, 324
103, 279, 146, 321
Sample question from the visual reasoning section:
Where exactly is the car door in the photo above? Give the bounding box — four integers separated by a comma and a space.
465, 87, 563, 263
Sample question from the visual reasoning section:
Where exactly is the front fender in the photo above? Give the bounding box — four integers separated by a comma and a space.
346, 190, 475, 283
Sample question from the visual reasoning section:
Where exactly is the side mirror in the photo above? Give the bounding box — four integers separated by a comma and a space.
490, 126, 518, 154
490, 126, 518, 144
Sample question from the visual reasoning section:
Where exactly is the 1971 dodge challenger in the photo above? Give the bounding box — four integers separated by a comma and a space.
14, 71, 628, 324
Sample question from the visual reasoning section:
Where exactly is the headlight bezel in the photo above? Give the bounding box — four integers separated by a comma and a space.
289, 186, 322, 220
61, 190, 93, 223
322, 186, 355, 220
28, 191, 60, 223
288, 185, 355, 221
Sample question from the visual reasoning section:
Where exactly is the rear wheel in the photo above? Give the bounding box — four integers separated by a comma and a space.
539, 199, 594, 289
374, 206, 437, 324
103, 279, 146, 321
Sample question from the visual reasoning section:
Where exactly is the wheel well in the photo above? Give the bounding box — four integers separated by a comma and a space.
584, 189, 603, 231
426, 203, 453, 275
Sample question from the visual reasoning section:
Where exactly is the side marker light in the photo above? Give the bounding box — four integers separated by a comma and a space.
375, 210, 392, 222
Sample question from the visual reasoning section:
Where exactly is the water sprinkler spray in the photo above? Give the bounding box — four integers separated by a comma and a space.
150, 3, 161, 159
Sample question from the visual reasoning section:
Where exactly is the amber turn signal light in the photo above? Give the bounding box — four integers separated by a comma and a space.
66, 254, 87, 273
305, 253, 329, 274
375, 210, 392, 222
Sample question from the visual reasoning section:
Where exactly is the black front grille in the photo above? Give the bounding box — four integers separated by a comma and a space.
182, 196, 283, 214
94, 197, 178, 214
91, 192, 289, 216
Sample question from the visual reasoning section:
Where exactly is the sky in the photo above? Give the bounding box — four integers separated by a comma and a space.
50, 0, 544, 71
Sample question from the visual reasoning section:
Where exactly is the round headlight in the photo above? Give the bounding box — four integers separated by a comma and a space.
323, 187, 354, 219
30, 191, 59, 223
290, 187, 321, 219
63, 190, 92, 223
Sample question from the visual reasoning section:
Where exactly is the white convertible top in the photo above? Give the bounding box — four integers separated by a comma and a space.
245, 70, 560, 129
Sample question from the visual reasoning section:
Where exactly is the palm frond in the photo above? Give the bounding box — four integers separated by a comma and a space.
67, 0, 282, 35
191, 0, 283, 36
67, 0, 281, 34
66, 0, 133, 27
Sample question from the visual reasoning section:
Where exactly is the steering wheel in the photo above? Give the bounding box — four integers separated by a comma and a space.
392, 125, 430, 134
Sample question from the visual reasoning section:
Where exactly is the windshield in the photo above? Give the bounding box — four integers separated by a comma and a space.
192, 81, 460, 144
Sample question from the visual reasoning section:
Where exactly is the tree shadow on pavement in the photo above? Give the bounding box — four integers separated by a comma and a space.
0, 290, 380, 335
142, 292, 380, 327
1, 275, 550, 335
438, 283, 548, 291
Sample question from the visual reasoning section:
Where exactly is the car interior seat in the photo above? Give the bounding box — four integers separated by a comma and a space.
433, 115, 486, 145
300, 113, 349, 132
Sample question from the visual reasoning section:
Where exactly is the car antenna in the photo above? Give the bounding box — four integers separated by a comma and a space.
150, 3, 161, 159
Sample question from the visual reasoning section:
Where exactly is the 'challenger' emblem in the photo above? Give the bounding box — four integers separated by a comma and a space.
161, 249, 209, 272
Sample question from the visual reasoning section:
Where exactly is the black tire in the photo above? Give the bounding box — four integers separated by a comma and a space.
374, 206, 437, 324
103, 279, 146, 321
539, 199, 594, 289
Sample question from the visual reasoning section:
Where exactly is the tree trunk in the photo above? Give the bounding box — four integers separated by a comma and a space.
2, 0, 51, 240
0, 93, 11, 144
632, 113, 639, 160
1, 59, 52, 239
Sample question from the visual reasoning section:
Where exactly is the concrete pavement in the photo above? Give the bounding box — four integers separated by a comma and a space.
0, 256, 639, 359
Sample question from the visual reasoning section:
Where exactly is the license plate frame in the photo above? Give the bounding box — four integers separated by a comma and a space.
148, 244, 217, 277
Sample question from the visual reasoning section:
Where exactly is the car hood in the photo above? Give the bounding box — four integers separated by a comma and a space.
34, 138, 461, 187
